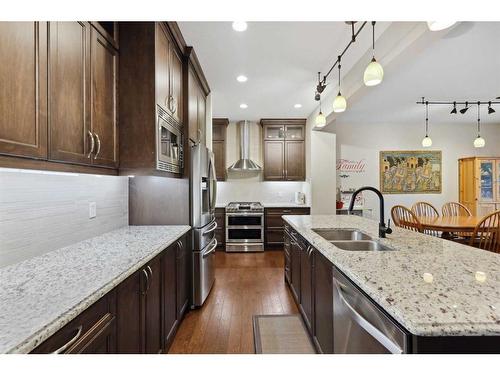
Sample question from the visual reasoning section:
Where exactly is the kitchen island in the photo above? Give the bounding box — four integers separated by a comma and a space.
283, 214, 500, 353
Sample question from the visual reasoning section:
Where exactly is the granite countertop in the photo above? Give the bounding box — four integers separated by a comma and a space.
0, 225, 191, 354
216, 202, 310, 208
283, 214, 500, 337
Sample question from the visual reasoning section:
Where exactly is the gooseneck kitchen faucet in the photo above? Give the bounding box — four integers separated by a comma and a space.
348, 186, 392, 238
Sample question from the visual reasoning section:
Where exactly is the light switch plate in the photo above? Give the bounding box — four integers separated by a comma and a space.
89, 202, 97, 219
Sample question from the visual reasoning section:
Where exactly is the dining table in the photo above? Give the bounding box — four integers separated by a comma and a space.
416, 215, 482, 239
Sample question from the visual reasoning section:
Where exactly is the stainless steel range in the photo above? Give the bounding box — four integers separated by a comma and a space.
225, 202, 264, 252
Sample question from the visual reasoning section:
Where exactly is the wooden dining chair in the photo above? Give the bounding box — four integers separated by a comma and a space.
391, 205, 423, 232
442, 202, 472, 217
411, 202, 440, 236
469, 210, 500, 253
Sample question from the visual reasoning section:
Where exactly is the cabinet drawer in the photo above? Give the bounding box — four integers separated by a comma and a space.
32, 291, 116, 353
266, 229, 284, 244
266, 215, 284, 228
266, 207, 310, 216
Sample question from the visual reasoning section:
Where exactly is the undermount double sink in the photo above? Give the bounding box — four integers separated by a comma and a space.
311, 228, 395, 252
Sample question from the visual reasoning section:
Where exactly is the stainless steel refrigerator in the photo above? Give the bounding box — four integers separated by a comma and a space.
190, 143, 217, 307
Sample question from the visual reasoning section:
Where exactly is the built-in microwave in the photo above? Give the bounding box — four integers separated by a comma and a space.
157, 106, 183, 174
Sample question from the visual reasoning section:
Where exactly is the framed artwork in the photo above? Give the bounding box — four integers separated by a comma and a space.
379, 151, 442, 194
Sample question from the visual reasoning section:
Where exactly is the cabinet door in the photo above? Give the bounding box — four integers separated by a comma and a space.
285, 125, 304, 140
116, 270, 144, 353
313, 251, 333, 354
0, 22, 48, 159
290, 235, 301, 303
188, 68, 199, 143
212, 124, 226, 142
155, 23, 170, 112
48, 21, 91, 165
300, 246, 313, 334
284, 230, 291, 284
197, 91, 206, 144
263, 125, 285, 140
176, 236, 190, 320
163, 244, 178, 347
263, 141, 285, 180
170, 46, 183, 123
90, 27, 118, 168
478, 160, 495, 202
212, 140, 226, 181
285, 140, 305, 181
145, 257, 162, 354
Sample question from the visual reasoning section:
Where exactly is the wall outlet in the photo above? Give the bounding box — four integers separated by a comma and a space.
89, 202, 97, 219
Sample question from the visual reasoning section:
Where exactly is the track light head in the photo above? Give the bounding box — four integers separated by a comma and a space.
450, 102, 457, 114
488, 101, 495, 114
459, 102, 469, 114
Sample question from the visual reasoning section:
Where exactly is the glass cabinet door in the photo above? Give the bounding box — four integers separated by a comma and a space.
264, 125, 285, 140
284, 125, 304, 140
479, 160, 494, 202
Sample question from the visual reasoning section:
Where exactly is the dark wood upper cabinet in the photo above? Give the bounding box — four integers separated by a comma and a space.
263, 141, 285, 181
212, 118, 228, 181
48, 21, 91, 165
285, 141, 305, 181
90, 27, 118, 168
0, 22, 48, 159
170, 47, 183, 124
261, 119, 306, 181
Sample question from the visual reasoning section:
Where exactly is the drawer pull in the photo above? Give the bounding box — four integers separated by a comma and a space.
51, 325, 83, 354
283, 209, 292, 213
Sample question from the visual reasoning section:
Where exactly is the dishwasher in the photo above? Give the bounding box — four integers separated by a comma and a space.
332, 268, 409, 354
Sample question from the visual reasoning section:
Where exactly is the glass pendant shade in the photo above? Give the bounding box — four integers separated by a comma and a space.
421, 135, 432, 147
474, 136, 486, 148
315, 111, 326, 127
364, 58, 384, 86
333, 93, 347, 113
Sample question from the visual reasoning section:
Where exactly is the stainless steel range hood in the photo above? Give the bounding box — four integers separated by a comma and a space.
228, 120, 261, 171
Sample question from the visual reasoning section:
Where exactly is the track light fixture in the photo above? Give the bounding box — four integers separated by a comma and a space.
333, 56, 347, 113
450, 101, 457, 114
364, 21, 384, 87
474, 102, 485, 148
422, 100, 432, 147
459, 101, 469, 114
315, 100, 326, 128
488, 101, 496, 114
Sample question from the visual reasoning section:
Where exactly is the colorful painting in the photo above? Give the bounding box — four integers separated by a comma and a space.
380, 151, 442, 194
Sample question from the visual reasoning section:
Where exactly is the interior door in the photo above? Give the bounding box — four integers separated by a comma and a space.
48, 21, 91, 165
90, 27, 118, 168
0, 22, 48, 159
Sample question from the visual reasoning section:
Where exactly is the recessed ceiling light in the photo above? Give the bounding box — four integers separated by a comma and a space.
240, 103, 248, 109
426, 21, 456, 31
232, 21, 248, 32
294, 104, 302, 108
236, 75, 248, 83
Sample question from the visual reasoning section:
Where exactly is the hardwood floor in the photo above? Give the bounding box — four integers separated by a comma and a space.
168, 250, 298, 354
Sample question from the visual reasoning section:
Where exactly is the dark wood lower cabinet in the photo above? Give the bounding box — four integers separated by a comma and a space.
33, 231, 191, 354
300, 245, 314, 334
290, 233, 301, 303
265, 207, 310, 248
313, 250, 334, 354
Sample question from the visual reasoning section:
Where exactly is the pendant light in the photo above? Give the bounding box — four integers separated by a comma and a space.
315, 100, 326, 127
364, 21, 384, 87
421, 101, 432, 147
333, 56, 347, 113
474, 103, 486, 148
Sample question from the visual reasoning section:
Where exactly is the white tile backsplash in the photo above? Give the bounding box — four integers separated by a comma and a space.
216, 180, 310, 206
0, 168, 128, 268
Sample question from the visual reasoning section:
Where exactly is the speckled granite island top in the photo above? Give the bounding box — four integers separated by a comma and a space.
283, 214, 500, 337
0, 225, 190, 354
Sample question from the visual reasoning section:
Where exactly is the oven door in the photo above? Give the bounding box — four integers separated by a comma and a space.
157, 111, 183, 172
226, 213, 264, 243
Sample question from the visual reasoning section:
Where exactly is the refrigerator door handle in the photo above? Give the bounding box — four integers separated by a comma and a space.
208, 153, 217, 212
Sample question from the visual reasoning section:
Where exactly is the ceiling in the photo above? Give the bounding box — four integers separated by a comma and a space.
178, 21, 389, 122
329, 22, 500, 127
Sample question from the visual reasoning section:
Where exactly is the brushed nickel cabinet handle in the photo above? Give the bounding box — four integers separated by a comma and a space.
142, 268, 149, 295
87, 130, 95, 158
94, 132, 101, 158
51, 325, 83, 354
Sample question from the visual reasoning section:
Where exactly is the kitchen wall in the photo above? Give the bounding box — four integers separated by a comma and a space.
217, 121, 311, 205
0, 168, 128, 268
334, 121, 500, 220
